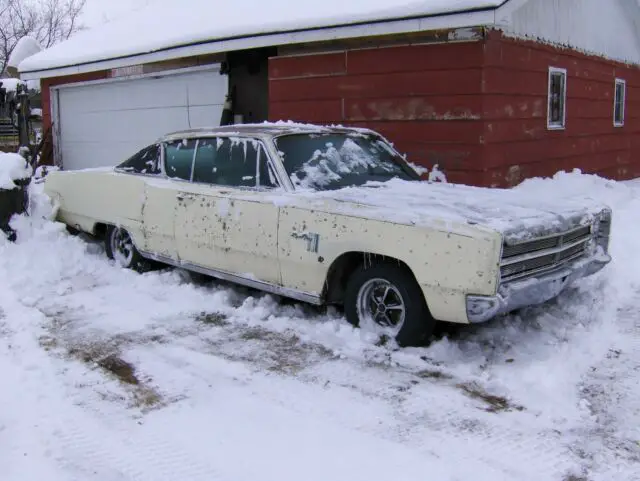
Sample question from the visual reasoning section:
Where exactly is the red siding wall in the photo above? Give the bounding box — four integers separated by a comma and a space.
269, 42, 486, 185
269, 33, 640, 187
481, 30, 640, 187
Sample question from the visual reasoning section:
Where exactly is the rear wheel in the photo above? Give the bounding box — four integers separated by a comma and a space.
344, 262, 435, 347
104, 225, 149, 272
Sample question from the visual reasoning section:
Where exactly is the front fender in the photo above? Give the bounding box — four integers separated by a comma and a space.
278, 206, 502, 321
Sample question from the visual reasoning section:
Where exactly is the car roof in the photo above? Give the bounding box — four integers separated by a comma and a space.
159, 122, 378, 142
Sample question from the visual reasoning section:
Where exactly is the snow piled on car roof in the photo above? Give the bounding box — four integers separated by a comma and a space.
19, 0, 503, 72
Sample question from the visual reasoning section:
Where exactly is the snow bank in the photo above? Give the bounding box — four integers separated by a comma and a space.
18, 0, 502, 72
0, 170, 639, 481
0, 153, 32, 189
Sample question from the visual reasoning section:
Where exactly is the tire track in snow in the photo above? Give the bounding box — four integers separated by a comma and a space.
0, 253, 227, 481
132, 321, 579, 481
31, 275, 582, 481
569, 298, 640, 481
2, 219, 630, 481
2, 312, 228, 481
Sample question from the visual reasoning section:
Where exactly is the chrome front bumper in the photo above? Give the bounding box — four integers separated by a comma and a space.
466, 252, 611, 324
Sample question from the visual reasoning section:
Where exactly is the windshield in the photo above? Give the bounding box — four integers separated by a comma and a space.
273, 132, 420, 191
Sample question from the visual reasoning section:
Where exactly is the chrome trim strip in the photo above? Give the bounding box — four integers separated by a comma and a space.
500, 236, 590, 267
504, 223, 591, 247
138, 250, 323, 306
501, 250, 586, 282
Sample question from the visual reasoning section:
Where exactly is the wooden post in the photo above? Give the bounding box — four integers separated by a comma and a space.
17, 82, 31, 150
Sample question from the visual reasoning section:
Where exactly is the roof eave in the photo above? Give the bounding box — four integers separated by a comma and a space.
19, 8, 496, 81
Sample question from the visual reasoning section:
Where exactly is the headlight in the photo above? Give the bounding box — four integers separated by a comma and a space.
596, 208, 612, 253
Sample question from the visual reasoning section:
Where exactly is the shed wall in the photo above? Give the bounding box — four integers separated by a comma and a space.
482, 30, 640, 187
268, 41, 486, 185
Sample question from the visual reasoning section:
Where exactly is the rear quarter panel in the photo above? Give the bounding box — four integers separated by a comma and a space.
44, 169, 147, 245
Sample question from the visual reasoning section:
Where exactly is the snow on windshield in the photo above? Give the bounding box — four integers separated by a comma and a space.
277, 134, 414, 191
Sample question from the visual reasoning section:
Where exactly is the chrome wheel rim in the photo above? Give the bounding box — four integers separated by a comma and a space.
356, 278, 406, 337
110, 228, 134, 267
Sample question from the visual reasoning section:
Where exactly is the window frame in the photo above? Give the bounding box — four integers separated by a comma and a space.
189, 135, 282, 190
547, 66, 568, 130
613, 78, 626, 128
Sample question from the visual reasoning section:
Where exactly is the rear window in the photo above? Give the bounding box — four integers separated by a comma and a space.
116, 144, 161, 175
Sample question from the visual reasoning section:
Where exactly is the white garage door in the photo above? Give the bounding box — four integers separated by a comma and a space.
54, 67, 227, 170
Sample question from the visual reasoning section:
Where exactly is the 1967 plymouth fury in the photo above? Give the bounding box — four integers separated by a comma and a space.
44, 123, 612, 346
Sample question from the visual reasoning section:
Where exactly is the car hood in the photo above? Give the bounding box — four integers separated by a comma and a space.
274, 179, 609, 243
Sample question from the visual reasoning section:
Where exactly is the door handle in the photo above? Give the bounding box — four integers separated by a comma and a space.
176, 193, 194, 201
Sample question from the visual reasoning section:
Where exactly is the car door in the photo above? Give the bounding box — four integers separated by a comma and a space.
141, 138, 197, 261
174, 136, 281, 285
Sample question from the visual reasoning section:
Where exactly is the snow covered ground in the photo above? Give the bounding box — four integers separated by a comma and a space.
1, 172, 639, 481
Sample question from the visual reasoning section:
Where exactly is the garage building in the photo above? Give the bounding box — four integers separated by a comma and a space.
18, 0, 640, 187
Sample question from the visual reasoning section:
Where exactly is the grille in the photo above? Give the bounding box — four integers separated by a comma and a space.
564, 225, 591, 244
502, 225, 591, 259
501, 243, 586, 280
502, 237, 558, 258
500, 225, 593, 282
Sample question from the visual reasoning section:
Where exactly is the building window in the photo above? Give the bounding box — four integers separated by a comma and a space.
614, 78, 626, 127
547, 67, 567, 130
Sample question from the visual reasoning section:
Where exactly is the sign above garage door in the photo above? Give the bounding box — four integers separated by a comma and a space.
51, 65, 228, 170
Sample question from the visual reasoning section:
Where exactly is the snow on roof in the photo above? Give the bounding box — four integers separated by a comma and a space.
7, 36, 42, 69
18, 0, 503, 74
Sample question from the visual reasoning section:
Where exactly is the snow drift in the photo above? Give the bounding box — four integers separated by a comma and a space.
0, 170, 638, 481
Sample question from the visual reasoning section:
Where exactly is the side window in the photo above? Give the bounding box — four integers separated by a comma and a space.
192, 138, 217, 184
192, 137, 279, 188
164, 139, 197, 181
547, 67, 567, 130
223, 139, 259, 187
116, 144, 161, 174
614, 78, 626, 127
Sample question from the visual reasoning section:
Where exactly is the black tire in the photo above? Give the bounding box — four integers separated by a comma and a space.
104, 225, 150, 272
344, 261, 435, 347
65, 225, 80, 236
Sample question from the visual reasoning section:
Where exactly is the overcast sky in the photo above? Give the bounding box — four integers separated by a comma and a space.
79, 0, 154, 28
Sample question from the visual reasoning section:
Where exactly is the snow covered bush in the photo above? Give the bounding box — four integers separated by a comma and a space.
0, 152, 32, 189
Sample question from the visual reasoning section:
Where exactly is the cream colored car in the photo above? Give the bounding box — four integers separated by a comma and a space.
44, 124, 612, 346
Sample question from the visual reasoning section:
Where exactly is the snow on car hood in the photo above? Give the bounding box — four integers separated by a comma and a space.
271, 179, 610, 242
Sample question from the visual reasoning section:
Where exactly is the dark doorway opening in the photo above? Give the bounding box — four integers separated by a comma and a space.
224, 47, 277, 124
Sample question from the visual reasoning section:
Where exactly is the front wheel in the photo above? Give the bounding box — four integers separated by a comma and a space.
104, 225, 148, 272
344, 262, 435, 347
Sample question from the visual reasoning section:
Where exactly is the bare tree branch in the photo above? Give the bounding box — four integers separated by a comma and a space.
0, 0, 86, 74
